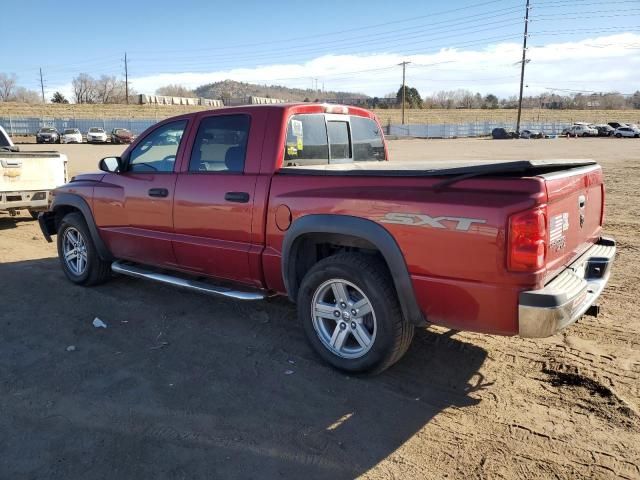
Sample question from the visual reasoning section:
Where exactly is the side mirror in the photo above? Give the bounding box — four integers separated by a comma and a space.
99, 156, 122, 173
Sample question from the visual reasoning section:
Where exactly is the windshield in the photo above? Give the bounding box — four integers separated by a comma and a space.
115, 129, 131, 135
64, 129, 78, 134
89, 128, 104, 133
40, 128, 56, 133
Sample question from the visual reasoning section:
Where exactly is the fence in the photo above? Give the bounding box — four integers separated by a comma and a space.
0, 116, 158, 136
1, 116, 574, 139
388, 121, 572, 138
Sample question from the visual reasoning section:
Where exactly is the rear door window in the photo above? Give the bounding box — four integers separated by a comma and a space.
284, 114, 328, 166
351, 116, 385, 161
189, 114, 250, 173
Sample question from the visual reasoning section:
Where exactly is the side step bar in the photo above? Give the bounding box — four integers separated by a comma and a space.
111, 261, 266, 301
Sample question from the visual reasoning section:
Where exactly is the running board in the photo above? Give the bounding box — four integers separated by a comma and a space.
111, 261, 266, 301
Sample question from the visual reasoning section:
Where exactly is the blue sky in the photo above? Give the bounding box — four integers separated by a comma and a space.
3, 0, 639, 99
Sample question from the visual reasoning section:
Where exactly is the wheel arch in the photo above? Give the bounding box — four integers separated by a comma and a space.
50, 193, 113, 261
282, 214, 426, 326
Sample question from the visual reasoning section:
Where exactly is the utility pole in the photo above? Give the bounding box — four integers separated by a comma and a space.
39, 68, 45, 103
124, 52, 129, 104
516, 0, 530, 135
398, 61, 411, 124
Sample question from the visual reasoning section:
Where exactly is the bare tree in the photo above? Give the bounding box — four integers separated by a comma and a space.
0, 73, 17, 101
10, 86, 41, 103
458, 90, 477, 109
600, 92, 626, 110
95, 75, 119, 103
431, 90, 456, 109
155, 84, 196, 97
72, 73, 97, 103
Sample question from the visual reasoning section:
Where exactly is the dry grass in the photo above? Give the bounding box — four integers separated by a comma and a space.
0, 102, 209, 119
373, 108, 640, 125
1, 102, 639, 125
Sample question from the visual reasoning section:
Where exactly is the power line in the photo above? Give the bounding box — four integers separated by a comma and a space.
516, 0, 531, 134
537, 86, 638, 96
124, 52, 129, 105
39, 68, 45, 103
126, 0, 512, 56
398, 61, 411, 124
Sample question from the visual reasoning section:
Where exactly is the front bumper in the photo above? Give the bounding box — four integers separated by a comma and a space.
518, 236, 616, 337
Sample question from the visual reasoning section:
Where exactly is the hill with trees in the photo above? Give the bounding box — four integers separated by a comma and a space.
191, 79, 369, 102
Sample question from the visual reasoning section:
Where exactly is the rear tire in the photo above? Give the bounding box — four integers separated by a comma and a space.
57, 212, 111, 286
297, 253, 414, 374
28, 210, 40, 220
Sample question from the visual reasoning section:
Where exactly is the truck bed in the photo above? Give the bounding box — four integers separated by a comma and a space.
279, 159, 597, 177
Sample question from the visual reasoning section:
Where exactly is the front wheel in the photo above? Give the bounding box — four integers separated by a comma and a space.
616, 133, 622, 138
298, 253, 414, 374
57, 212, 112, 286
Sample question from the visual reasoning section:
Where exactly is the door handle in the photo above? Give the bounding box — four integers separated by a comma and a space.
224, 191, 250, 203
148, 188, 169, 198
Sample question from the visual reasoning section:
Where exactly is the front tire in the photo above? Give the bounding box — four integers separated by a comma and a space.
298, 253, 414, 374
57, 212, 111, 286
616, 133, 622, 138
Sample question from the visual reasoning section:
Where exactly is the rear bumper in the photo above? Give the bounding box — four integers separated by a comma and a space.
0, 191, 50, 210
518, 236, 616, 337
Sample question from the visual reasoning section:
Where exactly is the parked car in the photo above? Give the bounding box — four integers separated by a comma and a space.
491, 127, 516, 139
520, 129, 544, 139
61, 128, 83, 144
594, 124, 615, 137
36, 127, 60, 144
614, 126, 640, 138
111, 128, 134, 144
86, 127, 108, 144
38, 103, 616, 374
565, 124, 598, 137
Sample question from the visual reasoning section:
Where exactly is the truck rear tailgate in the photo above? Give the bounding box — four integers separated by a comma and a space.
0, 152, 67, 193
541, 164, 604, 281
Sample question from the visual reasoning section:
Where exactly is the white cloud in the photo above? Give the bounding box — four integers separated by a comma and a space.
50, 33, 640, 102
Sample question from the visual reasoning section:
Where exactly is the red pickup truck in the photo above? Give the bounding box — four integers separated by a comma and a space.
39, 103, 615, 373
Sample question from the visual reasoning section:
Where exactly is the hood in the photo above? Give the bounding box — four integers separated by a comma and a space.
70, 172, 106, 182
88, 131, 106, 136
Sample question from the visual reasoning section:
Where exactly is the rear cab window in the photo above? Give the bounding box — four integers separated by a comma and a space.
283, 113, 385, 167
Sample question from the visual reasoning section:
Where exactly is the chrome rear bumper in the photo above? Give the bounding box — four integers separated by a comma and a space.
518, 237, 615, 338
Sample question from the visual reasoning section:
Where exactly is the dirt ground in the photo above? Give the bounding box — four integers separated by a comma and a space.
1, 138, 639, 479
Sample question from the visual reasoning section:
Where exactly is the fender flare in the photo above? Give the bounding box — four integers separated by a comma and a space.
282, 214, 426, 326
50, 193, 113, 261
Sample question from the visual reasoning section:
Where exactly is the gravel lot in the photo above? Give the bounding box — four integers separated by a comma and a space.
1, 138, 639, 479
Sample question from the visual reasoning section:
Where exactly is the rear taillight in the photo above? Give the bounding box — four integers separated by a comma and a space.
600, 183, 605, 226
508, 206, 547, 272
